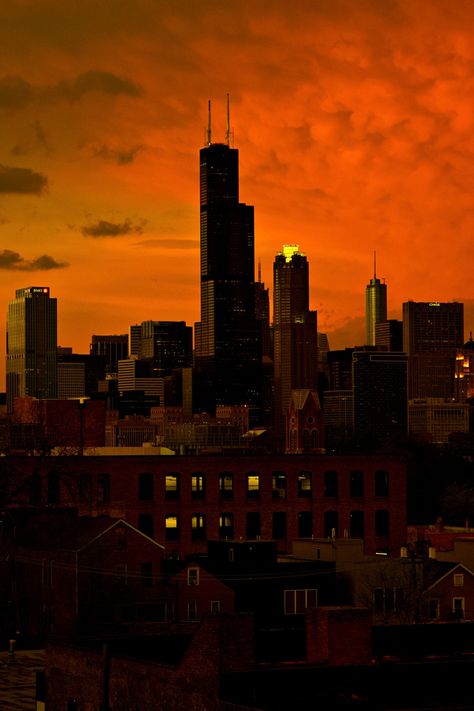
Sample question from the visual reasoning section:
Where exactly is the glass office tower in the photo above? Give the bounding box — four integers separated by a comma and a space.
6, 286, 57, 412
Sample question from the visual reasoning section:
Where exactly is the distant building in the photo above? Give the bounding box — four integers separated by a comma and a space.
90, 334, 128, 375
194, 105, 262, 424
353, 350, 408, 443
409, 398, 470, 443
286, 389, 324, 454
6, 286, 57, 413
365, 256, 387, 346
375, 320, 403, 352
273, 244, 318, 438
140, 321, 193, 374
403, 301, 464, 399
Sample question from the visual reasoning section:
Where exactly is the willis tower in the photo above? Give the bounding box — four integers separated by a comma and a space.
194, 98, 262, 425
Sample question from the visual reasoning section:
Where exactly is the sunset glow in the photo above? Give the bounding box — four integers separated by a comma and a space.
1, 0, 473, 385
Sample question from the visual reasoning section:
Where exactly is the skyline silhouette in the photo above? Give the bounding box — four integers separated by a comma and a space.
1, 1, 473, 386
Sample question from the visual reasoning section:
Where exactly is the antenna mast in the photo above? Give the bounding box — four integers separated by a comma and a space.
373, 250, 377, 280
225, 93, 231, 146
206, 99, 212, 146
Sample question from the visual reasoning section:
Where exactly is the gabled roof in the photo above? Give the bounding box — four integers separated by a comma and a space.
426, 562, 474, 591
289, 389, 321, 411
13, 513, 165, 552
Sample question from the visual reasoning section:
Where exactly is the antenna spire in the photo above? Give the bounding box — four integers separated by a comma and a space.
373, 250, 377, 280
225, 93, 231, 146
258, 258, 262, 283
206, 99, 212, 146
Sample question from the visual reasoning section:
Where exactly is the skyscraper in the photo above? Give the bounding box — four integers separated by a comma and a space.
352, 349, 408, 444
365, 253, 387, 345
273, 244, 318, 437
90, 334, 128, 375
6, 286, 57, 412
403, 301, 464, 398
194, 99, 262, 423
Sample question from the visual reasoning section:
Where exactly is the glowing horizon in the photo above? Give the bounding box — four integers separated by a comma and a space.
1, 1, 473, 386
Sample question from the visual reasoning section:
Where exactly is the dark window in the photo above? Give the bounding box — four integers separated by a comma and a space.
298, 471, 312, 497
97, 474, 110, 505
138, 472, 154, 501
165, 515, 179, 541
350, 511, 364, 537
191, 513, 206, 541
141, 562, 153, 587
272, 511, 287, 539
272, 472, 286, 499
324, 511, 338, 538
246, 472, 260, 498
138, 513, 154, 538
303, 429, 310, 450
79, 473, 92, 504
246, 512, 261, 539
324, 470, 338, 497
375, 510, 389, 537
298, 511, 312, 538
191, 473, 206, 499
219, 513, 234, 539
310, 429, 319, 448
375, 470, 390, 497
219, 472, 233, 499
115, 526, 127, 550
47, 472, 60, 504
350, 470, 364, 498
165, 473, 179, 499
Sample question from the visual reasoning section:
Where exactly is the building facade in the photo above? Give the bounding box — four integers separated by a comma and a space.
273, 245, 318, 438
194, 113, 262, 424
6, 286, 57, 413
365, 259, 387, 346
8, 453, 407, 557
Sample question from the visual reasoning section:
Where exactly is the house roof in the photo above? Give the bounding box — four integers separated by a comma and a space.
13, 512, 165, 551
426, 562, 474, 591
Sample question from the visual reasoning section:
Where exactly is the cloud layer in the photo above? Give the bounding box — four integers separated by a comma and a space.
0, 250, 68, 270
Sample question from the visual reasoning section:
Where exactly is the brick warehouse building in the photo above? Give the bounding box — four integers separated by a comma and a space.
3, 454, 406, 557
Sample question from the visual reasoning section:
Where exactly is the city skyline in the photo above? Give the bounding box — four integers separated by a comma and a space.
1, 1, 473, 388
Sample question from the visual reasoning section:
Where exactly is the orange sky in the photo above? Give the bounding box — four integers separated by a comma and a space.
1, 0, 473, 387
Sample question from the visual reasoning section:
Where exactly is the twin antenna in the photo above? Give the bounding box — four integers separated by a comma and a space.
205, 94, 233, 147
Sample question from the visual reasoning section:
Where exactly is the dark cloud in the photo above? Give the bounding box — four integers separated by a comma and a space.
0, 164, 48, 194
56, 70, 141, 100
0, 70, 141, 110
134, 238, 199, 250
93, 143, 144, 165
82, 219, 146, 238
0, 249, 68, 270
11, 120, 50, 156
0, 75, 33, 109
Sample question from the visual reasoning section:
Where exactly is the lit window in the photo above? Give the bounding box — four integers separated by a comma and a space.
247, 473, 260, 498
219, 472, 233, 499
454, 573, 464, 587
191, 473, 206, 499
165, 515, 179, 541
165, 473, 179, 499
191, 513, 206, 540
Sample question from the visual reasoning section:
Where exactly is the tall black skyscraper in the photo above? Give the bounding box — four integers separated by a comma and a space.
194, 99, 262, 424
6, 286, 57, 412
